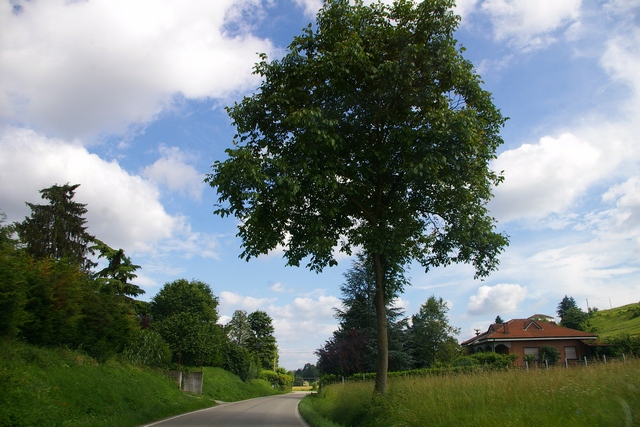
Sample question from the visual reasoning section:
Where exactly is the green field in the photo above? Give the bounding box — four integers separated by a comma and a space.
588, 302, 640, 338
0, 339, 280, 427
303, 359, 640, 426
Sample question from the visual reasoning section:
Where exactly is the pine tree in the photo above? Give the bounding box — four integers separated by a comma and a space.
16, 183, 95, 271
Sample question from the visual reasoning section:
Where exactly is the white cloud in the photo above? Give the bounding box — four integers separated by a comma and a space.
490, 133, 604, 222
467, 283, 527, 315
454, 0, 480, 21
601, 27, 640, 105
216, 289, 341, 369
219, 290, 277, 313
0, 127, 218, 259
271, 294, 341, 369
142, 145, 204, 201
480, 0, 581, 50
292, 0, 322, 18
600, 177, 640, 239
0, 0, 274, 139
270, 282, 291, 293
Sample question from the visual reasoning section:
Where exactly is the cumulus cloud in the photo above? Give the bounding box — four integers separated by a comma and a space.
490, 17, 640, 225
490, 133, 606, 223
0, 127, 219, 260
600, 177, 640, 238
0, 0, 274, 139
216, 289, 341, 369
142, 145, 204, 201
271, 294, 341, 368
480, 0, 581, 51
219, 291, 277, 314
467, 283, 527, 315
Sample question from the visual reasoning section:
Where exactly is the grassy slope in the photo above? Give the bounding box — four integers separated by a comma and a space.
0, 340, 279, 427
588, 302, 640, 338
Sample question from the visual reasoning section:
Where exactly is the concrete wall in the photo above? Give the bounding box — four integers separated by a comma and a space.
165, 371, 203, 394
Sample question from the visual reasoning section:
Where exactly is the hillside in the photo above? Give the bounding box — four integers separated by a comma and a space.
0, 340, 279, 427
589, 302, 640, 338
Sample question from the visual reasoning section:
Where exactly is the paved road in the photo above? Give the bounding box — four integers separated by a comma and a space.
142, 392, 311, 427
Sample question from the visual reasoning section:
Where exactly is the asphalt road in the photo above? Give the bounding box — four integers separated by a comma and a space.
142, 392, 311, 427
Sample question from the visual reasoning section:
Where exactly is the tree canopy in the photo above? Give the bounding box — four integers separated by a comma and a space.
150, 279, 223, 366
207, 0, 507, 394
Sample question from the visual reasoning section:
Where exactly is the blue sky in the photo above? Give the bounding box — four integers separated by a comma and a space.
1, 0, 639, 370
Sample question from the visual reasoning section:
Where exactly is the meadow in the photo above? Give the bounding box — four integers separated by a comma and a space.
301, 359, 640, 427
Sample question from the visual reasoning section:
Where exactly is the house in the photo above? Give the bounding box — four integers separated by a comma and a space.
461, 316, 598, 366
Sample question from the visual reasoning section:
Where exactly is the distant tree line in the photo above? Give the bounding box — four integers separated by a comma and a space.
0, 184, 287, 386
315, 254, 462, 376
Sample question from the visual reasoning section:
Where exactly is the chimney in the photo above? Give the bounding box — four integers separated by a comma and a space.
504, 322, 509, 334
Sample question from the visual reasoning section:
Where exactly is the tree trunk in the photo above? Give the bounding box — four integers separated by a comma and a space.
373, 253, 388, 395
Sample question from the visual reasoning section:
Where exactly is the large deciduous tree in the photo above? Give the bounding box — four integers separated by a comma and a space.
150, 279, 223, 366
226, 309, 253, 347
207, 0, 507, 394
248, 310, 278, 370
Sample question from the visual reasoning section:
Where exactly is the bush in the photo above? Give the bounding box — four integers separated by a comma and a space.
452, 356, 479, 368
469, 352, 518, 367
224, 342, 261, 381
122, 329, 171, 367
259, 369, 293, 391
539, 346, 561, 365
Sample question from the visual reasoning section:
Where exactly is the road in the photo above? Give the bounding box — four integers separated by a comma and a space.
142, 392, 311, 427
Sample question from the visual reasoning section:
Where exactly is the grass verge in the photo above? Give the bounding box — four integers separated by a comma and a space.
303, 359, 640, 427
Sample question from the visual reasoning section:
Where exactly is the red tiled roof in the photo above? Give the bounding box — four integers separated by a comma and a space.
461, 318, 598, 346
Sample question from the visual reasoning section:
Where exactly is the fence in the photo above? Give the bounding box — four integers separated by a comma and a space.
319, 354, 638, 388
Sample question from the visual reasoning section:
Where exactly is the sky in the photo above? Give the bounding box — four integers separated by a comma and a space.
1, 0, 639, 371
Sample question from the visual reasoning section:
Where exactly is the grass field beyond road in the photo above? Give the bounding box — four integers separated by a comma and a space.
303, 359, 640, 427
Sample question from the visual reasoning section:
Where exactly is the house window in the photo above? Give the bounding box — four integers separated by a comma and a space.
565, 346, 577, 360
524, 347, 539, 360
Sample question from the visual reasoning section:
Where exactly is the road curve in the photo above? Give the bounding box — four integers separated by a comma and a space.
141, 392, 311, 427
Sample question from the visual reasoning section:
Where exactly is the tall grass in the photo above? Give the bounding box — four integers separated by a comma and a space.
304, 360, 640, 427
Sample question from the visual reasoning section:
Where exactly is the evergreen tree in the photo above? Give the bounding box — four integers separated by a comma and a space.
557, 295, 578, 319
16, 183, 95, 271
316, 254, 412, 375
92, 239, 143, 297
409, 296, 460, 367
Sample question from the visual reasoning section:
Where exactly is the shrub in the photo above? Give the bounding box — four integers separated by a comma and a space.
452, 356, 480, 368
122, 329, 171, 367
539, 346, 561, 365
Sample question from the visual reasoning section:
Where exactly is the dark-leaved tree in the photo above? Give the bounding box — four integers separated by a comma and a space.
207, 0, 508, 394
16, 183, 96, 271
318, 253, 412, 374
